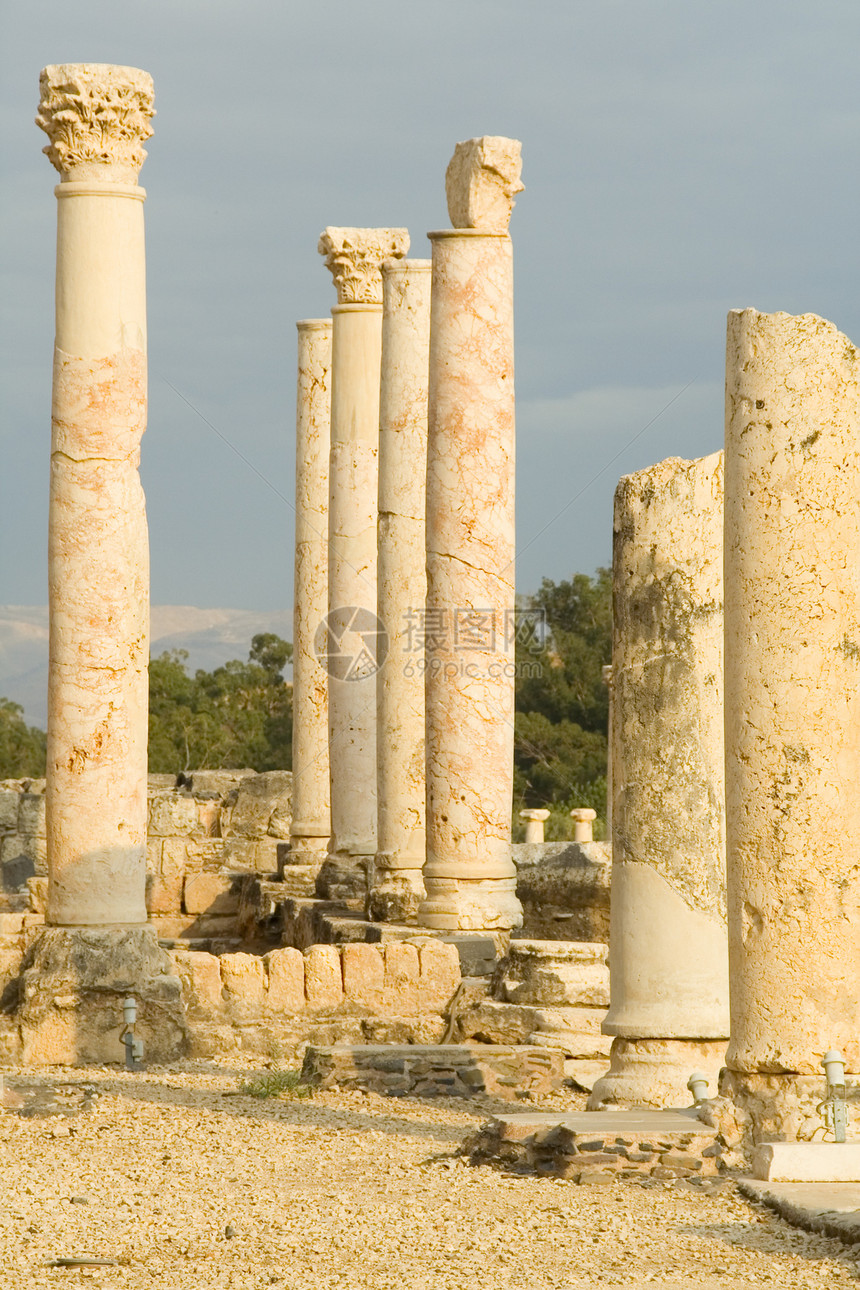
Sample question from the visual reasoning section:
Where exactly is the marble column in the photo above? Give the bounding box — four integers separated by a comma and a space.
22, 64, 185, 1065
419, 137, 525, 933
520, 809, 550, 844
37, 64, 154, 927
722, 309, 860, 1141
589, 452, 729, 1109
289, 320, 332, 870
315, 228, 409, 899
368, 259, 431, 922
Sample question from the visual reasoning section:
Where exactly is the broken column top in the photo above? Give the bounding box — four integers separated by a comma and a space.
36, 63, 154, 183
317, 227, 410, 305
445, 136, 523, 233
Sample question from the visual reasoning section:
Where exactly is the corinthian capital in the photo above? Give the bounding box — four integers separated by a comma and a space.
445, 136, 524, 233
36, 63, 155, 183
318, 228, 410, 305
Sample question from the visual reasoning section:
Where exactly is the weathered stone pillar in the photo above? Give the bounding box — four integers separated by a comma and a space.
722, 309, 860, 1141
520, 809, 550, 844
22, 64, 185, 1064
289, 320, 332, 870
589, 453, 729, 1108
315, 228, 409, 899
38, 64, 153, 928
569, 809, 596, 844
368, 259, 431, 922
419, 138, 525, 933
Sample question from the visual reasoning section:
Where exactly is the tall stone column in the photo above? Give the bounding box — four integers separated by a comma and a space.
722, 309, 860, 1141
589, 453, 729, 1108
369, 260, 431, 922
22, 64, 185, 1064
289, 320, 332, 870
315, 228, 409, 900
419, 138, 525, 933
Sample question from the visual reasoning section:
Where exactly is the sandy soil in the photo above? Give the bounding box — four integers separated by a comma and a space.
0, 1060, 856, 1289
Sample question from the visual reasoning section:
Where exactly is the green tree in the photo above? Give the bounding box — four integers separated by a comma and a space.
0, 698, 47, 779
513, 569, 612, 825
148, 634, 293, 775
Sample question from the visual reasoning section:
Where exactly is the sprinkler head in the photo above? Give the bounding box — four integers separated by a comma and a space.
122, 997, 137, 1027
822, 1050, 846, 1089
687, 1070, 710, 1104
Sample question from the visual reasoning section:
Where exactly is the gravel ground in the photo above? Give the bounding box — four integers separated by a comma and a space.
0, 1059, 857, 1289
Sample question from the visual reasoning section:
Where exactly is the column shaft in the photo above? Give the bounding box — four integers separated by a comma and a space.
290, 321, 332, 866
590, 452, 729, 1108
46, 166, 150, 926
723, 308, 860, 1138
370, 260, 431, 922
419, 230, 521, 931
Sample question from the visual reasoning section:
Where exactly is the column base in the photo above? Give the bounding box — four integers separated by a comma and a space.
315, 853, 370, 901
418, 877, 523, 932
366, 863, 425, 923
719, 1067, 860, 1146
587, 1036, 727, 1110
18, 925, 188, 1066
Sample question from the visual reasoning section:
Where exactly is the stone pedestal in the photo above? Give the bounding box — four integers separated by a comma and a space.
290, 320, 332, 871
315, 228, 409, 900
369, 260, 431, 922
722, 309, 860, 1141
590, 452, 729, 1109
419, 137, 525, 933
19, 926, 186, 1065
520, 809, 550, 844
37, 64, 154, 928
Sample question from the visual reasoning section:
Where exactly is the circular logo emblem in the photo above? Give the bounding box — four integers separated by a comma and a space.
314, 606, 389, 680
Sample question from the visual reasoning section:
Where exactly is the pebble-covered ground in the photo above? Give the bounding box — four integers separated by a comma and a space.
0, 1060, 857, 1289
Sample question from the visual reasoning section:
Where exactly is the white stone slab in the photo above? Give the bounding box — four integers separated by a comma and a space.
753, 1142, 860, 1182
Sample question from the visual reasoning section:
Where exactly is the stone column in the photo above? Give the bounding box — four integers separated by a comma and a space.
419, 137, 525, 933
722, 309, 860, 1141
368, 260, 431, 922
22, 64, 185, 1064
289, 320, 332, 870
570, 809, 596, 844
589, 452, 729, 1109
315, 228, 409, 900
520, 809, 550, 844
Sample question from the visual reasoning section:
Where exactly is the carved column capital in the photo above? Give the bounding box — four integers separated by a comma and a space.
445, 136, 523, 233
318, 227, 409, 305
36, 63, 154, 183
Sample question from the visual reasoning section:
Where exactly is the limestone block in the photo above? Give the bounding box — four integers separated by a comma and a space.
218, 837, 258, 872
220, 953, 266, 1018
253, 839, 279, 873
19, 927, 186, 1065
147, 793, 200, 838
145, 870, 182, 916
196, 799, 221, 837
383, 943, 419, 1015
341, 943, 384, 1010
181, 769, 255, 797
225, 772, 292, 838
0, 946, 24, 1001
17, 792, 46, 837
445, 136, 524, 232
162, 836, 226, 875
264, 947, 305, 1014
417, 941, 461, 1014
183, 873, 240, 916
502, 941, 609, 1007
146, 838, 162, 872
752, 1142, 860, 1183
304, 945, 344, 1010
0, 912, 25, 936
27, 877, 48, 913
171, 949, 224, 1016
0, 789, 20, 832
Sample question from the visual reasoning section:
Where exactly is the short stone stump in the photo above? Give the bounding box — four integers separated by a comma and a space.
467, 1108, 726, 1184
300, 1043, 563, 1099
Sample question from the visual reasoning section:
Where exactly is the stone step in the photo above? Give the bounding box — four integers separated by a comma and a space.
469, 1107, 725, 1184
502, 938, 609, 1007
458, 998, 611, 1059
301, 1042, 564, 1100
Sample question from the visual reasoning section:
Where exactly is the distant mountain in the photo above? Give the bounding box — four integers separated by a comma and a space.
0, 606, 293, 728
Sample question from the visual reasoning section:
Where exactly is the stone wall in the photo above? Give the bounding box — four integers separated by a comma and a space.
0, 771, 293, 943
513, 841, 611, 942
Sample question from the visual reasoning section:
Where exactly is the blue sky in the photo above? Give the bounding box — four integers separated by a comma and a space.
2, 0, 860, 610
